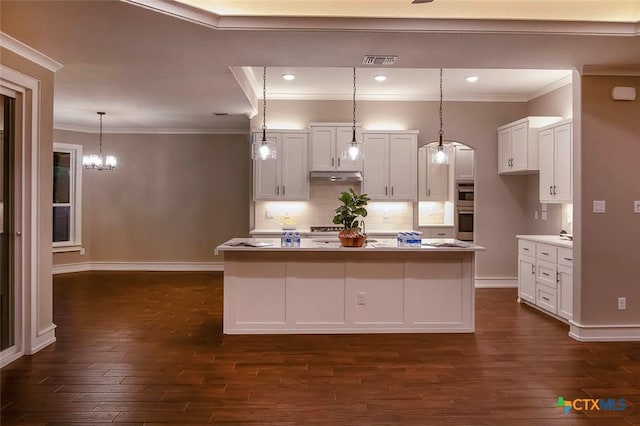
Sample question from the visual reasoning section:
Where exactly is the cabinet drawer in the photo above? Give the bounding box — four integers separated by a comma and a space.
430, 227, 454, 238
536, 243, 557, 262
536, 259, 557, 289
536, 284, 557, 314
558, 247, 573, 268
518, 239, 536, 257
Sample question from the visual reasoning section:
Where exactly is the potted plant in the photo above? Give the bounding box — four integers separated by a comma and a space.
332, 188, 370, 247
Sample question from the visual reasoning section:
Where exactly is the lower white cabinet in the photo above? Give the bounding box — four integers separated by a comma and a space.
516, 236, 573, 322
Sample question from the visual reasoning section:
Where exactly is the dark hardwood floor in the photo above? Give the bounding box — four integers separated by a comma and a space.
1, 271, 639, 425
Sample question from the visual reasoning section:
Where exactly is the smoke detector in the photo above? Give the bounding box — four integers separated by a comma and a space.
362, 55, 397, 66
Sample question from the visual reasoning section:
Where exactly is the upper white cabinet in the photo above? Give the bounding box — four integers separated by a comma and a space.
363, 132, 417, 201
420, 146, 449, 201
497, 116, 562, 174
253, 131, 309, 201
539, 120, 572, 203
454, 145, 475, 181
309, 123, 363, 172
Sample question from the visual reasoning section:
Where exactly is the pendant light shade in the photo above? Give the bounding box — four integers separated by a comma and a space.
252, 66, 277, 160
83, 112, 117, 170
342, 67, 364, 161
431, 68, 450, 165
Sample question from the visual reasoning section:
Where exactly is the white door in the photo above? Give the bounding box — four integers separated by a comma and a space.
253, 133, 281, 200
553, 123, 572, 202
518, 256, 536, 303
280, 133, 308, 200
388, 134, 416, 200
1, 90, 22, 365
497, 128, 512, 173
362, 134, 388, 200
538, 128, 555, 202
310, 127, 335, 171
336, 127, 363, 171
510, 122, 529, 171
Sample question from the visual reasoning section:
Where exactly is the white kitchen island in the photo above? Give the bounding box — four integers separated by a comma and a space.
216, 238, 484, 334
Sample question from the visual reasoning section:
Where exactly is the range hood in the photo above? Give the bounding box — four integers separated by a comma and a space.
309, 171, 363, 183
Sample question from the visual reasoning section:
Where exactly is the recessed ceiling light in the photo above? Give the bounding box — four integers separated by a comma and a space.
282, 73, 295, 81
465, 75, 479, 83
374, 75, 387, 82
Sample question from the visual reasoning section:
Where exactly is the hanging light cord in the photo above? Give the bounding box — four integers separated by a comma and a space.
98, 112, 105, 156
438, 68, 444, 147
262, 66, 267, 142
352, 67, 357, 142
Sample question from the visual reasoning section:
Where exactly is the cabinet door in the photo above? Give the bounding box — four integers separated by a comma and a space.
518, 255, 536, 304
558, 266, 573, 320
362, 134, 388, 200
425, 146, 449, 201
310, 127, 335, 171
510, 122, 529, 171
454, 145, 474, 181
553, 123, 572, 202
498, 128, 512, 173
336, 127, 363, 171
388, 134, 417, 200
538, 128, 555, 202
280, 133, 309, 200
253, 133, 281, 200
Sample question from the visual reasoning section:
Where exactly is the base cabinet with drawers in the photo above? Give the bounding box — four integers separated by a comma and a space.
517, 236, 573, 322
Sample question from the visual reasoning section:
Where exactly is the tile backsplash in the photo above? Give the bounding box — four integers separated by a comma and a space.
254, 183, 413, 230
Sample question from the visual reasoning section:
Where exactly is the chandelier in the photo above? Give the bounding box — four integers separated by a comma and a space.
342, 67, 364, 161
251, 67, 277, 160
82, 112, 117, 170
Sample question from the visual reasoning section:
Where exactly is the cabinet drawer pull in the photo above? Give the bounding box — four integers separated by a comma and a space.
276, 186, 280, 195
283, 186, 286, 196
550, 186, 553, 195
523, 247, 529, 251
436, 233, 445, 236
541, 252, 549, 256
542, 272, 550, 276
391, 186, 394, 196
385, 186, 388, 196
531, 265, 535, 274
564, 257, 573, 261
331, 158, 335, 167
542, 296, 550, 302
427, 189, 431, 197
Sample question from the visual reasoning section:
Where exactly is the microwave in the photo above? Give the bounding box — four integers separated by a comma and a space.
456, 183, 474, 207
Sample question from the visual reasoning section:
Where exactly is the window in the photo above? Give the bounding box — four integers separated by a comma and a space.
53, 143, 82, 251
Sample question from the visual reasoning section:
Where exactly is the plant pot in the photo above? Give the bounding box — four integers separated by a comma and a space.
338, 230, 366, 248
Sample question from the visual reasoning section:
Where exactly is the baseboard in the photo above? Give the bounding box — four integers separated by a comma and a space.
53, 262, 224, 274
474, 277, 518, 288
569, 321, 640, 342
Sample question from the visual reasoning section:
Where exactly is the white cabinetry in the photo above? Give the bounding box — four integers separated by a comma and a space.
363, 132, 417, 201
539, 120, 572, 203
516, 236, 573, 322
498, 117, 562, 174
309, 123, 362, 172
454, 145, 475, 181
253, 131, 309, 201
422, 146, 449, 201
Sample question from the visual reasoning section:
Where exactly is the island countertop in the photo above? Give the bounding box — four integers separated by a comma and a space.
215, 237, 485, 255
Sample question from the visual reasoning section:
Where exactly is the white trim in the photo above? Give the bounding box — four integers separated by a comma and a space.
0, 32, 63, 72
526, 75, 573, 101
122, 1, 640, 36
53, 262, 225, 274
581, 65, 640, 76
53, 142, 83, 249
52, 245, 83, 253
229, 67, 258, 118
569, 321, 640, 342
264, 93, 533, 102
27, 327, 56, 355
54, 124, 249, 135
474, 277, 518, 288
0, 346, 23, 368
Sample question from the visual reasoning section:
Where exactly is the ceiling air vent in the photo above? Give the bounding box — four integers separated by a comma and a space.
362, 55, 397, 66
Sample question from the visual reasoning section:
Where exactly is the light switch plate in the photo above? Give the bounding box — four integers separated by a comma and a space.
635, 201, 640, 214
541, 211, 548, 221
593, 200, 606, 213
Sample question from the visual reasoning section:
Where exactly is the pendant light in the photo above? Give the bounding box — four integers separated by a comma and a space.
432, 68, 449, 165
342, 67, 364, 161
251, 66, 276, 160
82, 112, 117, 170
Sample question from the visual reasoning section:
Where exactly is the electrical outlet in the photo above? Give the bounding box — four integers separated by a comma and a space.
534, 210, 539, 220
357, 292, 366, 305
634, 201, 640, 214
265, 209, 273, 219
541, 211, 548, 221
593, 200, 606, 213
80, 248, 85, 255
618, 297, 626, 310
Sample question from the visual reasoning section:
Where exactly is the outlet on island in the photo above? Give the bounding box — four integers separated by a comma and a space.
357, 292, 367, 305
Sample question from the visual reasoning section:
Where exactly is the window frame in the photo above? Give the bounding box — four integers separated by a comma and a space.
52, 142, 83, 252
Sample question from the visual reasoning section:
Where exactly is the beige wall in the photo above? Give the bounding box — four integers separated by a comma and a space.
524, 83, 574, 235
251, 99, 531, 278
52, 131, 251, 264
0, 47, 55, 343
579, 75, 640, 325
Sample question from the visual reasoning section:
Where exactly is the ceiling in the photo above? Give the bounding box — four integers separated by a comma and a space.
176, 0, 640, 22
0, 1, 638, 133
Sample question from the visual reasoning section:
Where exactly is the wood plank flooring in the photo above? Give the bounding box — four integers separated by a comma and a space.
1, 271, 639, 425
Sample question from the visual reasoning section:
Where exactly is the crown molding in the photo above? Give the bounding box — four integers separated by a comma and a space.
123, 1, 639, 36
526, 74, 573, 101
0, 32, 63, 72
229, 66, 259, 118
263, 93, 532, 102
581, 65, 640, 76
54, 124, 249, 135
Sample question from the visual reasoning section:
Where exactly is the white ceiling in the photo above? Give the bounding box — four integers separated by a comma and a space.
1, 1, 638, 133
177, 0, 640, 22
